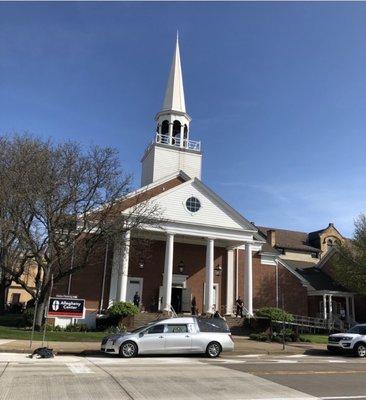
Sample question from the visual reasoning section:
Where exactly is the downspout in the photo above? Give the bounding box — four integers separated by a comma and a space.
235, 248, 239, 300
275, 260, 279, 308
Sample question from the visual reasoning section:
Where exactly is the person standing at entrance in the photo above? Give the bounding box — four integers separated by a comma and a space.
236, 296, 244, 318
133, 292, 140, 308
191, 297, 197, 315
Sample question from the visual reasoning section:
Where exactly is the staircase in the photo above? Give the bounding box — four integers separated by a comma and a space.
225, 316, 247, 336
131, 312, 162, 329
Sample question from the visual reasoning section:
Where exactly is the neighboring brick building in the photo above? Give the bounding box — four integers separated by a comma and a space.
52, 37, 364, 328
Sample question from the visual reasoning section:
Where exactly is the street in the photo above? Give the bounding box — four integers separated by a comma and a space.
0, 352, 366, 400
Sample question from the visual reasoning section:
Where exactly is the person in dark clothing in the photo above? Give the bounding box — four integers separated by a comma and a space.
236, 296, 244, 318
191, 297, 197, 315
133, 292, 140, 308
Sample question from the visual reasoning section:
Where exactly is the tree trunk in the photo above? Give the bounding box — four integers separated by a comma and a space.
35, 298, 47, 331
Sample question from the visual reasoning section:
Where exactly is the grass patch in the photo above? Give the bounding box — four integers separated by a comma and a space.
299, 334, 328, 344
0, 326, 106, 342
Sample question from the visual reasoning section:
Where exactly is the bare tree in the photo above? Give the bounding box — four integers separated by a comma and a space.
0, 135, 160, 328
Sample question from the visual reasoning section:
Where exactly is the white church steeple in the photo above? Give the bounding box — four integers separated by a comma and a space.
141, 36, 202, 187
161, 33, 186, 113
155, 34, 192, 146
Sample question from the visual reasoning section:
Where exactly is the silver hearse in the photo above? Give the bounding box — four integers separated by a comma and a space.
101, 316, 234, 358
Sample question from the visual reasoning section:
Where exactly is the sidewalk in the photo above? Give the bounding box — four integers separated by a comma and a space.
0, 336, 327, 356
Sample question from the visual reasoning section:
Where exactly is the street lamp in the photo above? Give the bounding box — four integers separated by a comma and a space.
178, 260, 184, 274
214, 265, 222, 276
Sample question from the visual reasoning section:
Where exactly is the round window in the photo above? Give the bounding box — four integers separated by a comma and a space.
186, 197, 201, 213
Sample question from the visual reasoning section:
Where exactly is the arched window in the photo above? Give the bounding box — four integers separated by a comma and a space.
326, 238, 334, 249
161, 120, 169, 135
172, 120, 181, 145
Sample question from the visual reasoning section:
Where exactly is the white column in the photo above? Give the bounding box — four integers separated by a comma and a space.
329, 294, 333, 320
351, 296, 355, 321
244, 243, 253, 317
346, 296, 350, 323
162, 233, 174, 312
226, 249, 234, 315
179, 124, 184, 148
168, 123, 173, 145
323, 294, 327, 320
204, 238, 215, 314
115, 230, 131, 302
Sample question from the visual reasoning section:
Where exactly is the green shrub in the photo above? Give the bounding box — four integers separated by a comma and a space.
108, 302, 139, 321
249, 332, 269, 342
256, 307, 294, 323
299, 336, 311, 343
18, 308, 34, 327
65, 323, 88, 332
103, 325, 126, 334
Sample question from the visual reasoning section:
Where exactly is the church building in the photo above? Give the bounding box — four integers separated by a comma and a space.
52, 37, 365, 328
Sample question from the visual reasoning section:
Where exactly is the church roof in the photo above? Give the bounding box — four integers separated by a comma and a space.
258, 226, 321, 253
162, 35, 186, 113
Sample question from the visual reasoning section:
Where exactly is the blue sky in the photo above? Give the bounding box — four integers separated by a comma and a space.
1, 2, 366, 236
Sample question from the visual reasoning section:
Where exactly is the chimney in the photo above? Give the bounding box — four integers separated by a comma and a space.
267, 229, 276, 247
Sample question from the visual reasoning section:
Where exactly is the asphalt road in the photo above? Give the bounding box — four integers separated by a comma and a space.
0, 352, 366, 399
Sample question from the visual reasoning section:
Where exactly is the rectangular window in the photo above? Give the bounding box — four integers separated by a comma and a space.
11, 293, 21, 304
166, 324, 188, 333
147, 324, 165, 334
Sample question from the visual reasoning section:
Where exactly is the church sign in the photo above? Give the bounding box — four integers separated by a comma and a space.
47, 297, 85, 319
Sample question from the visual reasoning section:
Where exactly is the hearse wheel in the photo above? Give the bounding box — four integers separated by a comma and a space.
206, 341, 221, 358
355, 343, 366, 358
119, 341, 138, 358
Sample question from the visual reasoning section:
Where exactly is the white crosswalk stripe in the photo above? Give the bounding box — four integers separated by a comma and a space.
66, 363, 93, 374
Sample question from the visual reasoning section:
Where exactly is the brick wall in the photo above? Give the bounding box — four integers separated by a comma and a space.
236, 249, 308, 316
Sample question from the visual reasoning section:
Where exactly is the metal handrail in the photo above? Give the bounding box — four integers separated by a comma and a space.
155, 133, 201, 152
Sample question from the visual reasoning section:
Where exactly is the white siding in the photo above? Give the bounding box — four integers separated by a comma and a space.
141, 148, 155, 187
156, 182, 243, 230
141, 144, 202, 186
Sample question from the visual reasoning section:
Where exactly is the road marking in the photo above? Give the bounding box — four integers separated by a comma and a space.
66, 363, 93, 374
320, 396, 366, 399
285, 354, 309, 358
257, 370, 366, 376
235, 354, 262, 358
327, 360, 347, 363
275, 360, 298, 363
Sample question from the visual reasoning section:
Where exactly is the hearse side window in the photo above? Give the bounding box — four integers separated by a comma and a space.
147, 324, 165, 334
197, 318, 230, 333
166, 324, 188, 333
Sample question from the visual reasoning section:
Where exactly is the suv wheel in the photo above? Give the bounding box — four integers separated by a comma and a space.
355, 343, 366, 358
119, 341, 138, 358
206, 341, 221, 358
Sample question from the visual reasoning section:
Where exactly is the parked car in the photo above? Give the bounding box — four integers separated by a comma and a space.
328, 324, 366, 357
101, 316, 234, 358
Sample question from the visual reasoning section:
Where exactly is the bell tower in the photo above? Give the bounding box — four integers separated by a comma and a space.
141, 35, 202, 187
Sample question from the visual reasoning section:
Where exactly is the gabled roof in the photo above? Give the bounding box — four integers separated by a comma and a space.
258, 226, 321, 253
144, 176, 262, 236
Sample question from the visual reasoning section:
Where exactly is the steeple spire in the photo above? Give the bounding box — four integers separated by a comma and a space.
162, 34, 186, 113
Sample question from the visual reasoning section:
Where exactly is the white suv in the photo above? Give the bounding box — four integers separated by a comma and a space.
328, 324, 366, 357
